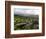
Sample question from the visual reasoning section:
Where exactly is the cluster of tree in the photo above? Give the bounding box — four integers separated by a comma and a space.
14, 15, 39, 30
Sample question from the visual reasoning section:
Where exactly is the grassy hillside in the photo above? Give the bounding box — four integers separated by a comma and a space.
14, 15, 39, 30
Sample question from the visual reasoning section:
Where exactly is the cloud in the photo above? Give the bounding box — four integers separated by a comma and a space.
14, 8, 39, 16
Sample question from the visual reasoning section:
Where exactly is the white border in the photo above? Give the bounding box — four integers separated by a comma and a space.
11, 5, 42, 34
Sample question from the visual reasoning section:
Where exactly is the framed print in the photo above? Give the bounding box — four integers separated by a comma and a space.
5, 1, 45, 38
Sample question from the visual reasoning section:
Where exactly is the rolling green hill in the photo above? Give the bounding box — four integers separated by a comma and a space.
14, 15, 39, 30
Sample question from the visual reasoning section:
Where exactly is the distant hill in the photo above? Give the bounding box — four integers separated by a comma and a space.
14, 13, 39, 19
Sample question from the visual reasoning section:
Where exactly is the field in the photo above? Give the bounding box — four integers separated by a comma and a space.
14, 15, 39, 30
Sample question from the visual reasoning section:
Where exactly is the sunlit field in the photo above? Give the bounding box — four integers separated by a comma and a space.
14, 15, 39, 30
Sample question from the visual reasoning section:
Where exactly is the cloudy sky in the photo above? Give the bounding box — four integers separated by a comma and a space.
14, 8, 40, 16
